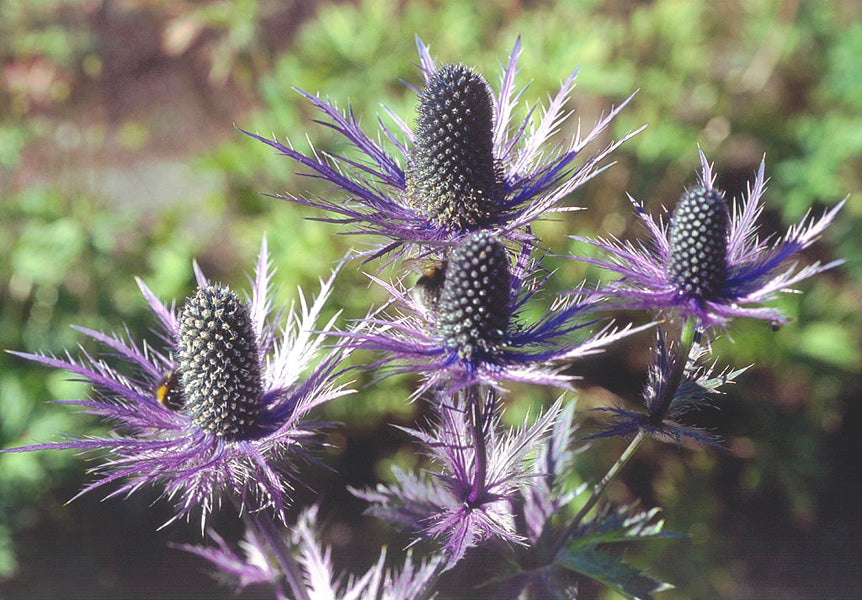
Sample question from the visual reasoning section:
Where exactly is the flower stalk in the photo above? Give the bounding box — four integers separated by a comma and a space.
467, 387, 488, 505
548, 318, 698, 559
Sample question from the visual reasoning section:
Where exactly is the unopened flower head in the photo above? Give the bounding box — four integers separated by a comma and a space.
346, 232, 648, 396
244, 37, 637, 261
570, 150, 844, 329
3, 239, 352, 527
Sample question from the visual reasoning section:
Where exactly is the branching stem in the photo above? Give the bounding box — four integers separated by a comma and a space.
547, 318, 698, 559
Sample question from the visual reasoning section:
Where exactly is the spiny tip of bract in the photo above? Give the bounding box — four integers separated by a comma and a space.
407, 64, 502, 231
435, 232, 511, 360
667, 185, 729, 299
177, 285, 264, 440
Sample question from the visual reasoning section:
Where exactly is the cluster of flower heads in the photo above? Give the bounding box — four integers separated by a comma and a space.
4, 35, 844, 599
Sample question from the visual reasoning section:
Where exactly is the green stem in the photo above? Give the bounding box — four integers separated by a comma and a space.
547, 430, 647, 558
547, 318, 698, 560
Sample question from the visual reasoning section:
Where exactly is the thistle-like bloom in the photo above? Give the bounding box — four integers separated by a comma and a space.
3, 239, 352, 527
587, 328, 747, 445
571, 151, 844, 328
182, 507, 441, 600
353, 389, 563, 567
244, 37, 637, 262
345, 232, 648, 396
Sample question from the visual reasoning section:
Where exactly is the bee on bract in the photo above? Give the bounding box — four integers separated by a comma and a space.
156, 370, 183, 411
409, 259, 447, 316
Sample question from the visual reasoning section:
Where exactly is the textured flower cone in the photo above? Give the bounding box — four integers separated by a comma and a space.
667, 186, 729, 299
178, 285, 264, 440
436, 233, 511, 359
407, 64, 502, 230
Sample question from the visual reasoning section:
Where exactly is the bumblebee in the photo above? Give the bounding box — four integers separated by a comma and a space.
411, 260, 447, 315
156, 371, 184, 411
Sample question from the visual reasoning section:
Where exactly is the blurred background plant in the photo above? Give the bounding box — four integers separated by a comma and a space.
0, 0, 858, 598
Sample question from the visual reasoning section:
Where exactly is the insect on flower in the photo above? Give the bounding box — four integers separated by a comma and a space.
3, 238, 354, 528
156, 370, 183, 411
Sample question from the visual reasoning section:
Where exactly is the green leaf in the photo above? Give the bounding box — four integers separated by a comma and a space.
557, 545, 673, 600
569, 505, 683, 549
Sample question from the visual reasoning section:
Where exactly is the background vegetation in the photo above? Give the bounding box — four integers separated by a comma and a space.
1, 0, 859, 598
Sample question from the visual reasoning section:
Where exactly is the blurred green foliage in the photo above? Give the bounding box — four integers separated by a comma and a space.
1, 0, 858, 597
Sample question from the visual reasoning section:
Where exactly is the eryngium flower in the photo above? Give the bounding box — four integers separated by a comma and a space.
182, 507, 441, 599
353, 389, 564, 568
244, 37, 637, 261
346, 232, 648, 396
588, 328, 748, 445
570, 151, 844, 328
407, 64, 502, 229
3, 239, 352, 527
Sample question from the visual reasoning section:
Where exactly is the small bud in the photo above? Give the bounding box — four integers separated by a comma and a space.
407, 65, 502, 230
667, 186, 729, 299
178, 285, 263, 440
436, 233, 510, 359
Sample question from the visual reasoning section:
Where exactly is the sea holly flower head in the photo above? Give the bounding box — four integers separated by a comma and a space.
407, 63, 502, 230
245, 36, 637, 262
571, 150, 844, 329
3, 239, 353, 528
345, 232, 649, 396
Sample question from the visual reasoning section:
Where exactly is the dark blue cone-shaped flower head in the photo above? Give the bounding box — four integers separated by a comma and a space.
179, 286, 263, 440
342, 234, 650, 396
244, 37, 637, 262
569, 151, 844, 329
436, 232, 510, 359
407, 64, 502, 230
667, 186, 729, 299
2, 240, 353, 527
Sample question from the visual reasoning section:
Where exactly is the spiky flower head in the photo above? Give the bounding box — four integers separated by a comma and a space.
570, 151, 844, 329
179, 285, 264, 439
435, 232, 510, 359
407, 64, 502, 230
343, 236, 649, 396
3, 239, 352, 527
667, 186, 729, 299
245, 37, 637, 261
